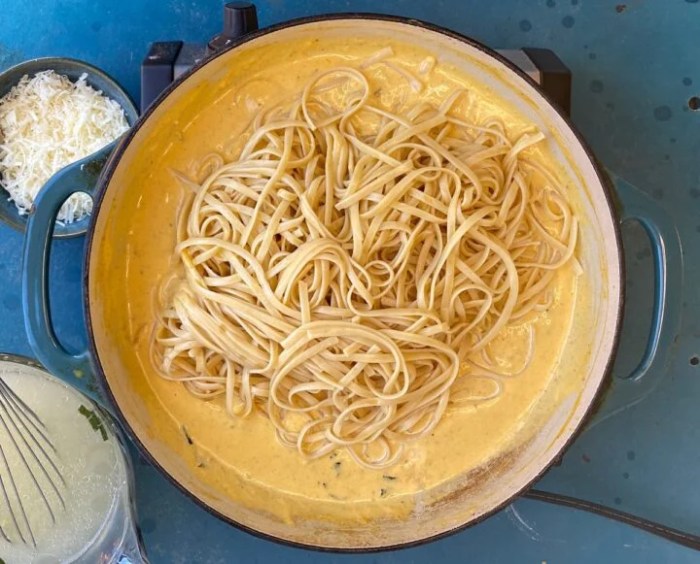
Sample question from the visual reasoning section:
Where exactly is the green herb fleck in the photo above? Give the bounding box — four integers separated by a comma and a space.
78, 405, 108, 441
181, 425, 194, 446
382, 475, 397, 481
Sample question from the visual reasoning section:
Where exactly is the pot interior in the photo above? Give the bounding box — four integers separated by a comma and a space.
87, 18, 621, 549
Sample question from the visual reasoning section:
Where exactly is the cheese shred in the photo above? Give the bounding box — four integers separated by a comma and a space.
0, 70, 129, 223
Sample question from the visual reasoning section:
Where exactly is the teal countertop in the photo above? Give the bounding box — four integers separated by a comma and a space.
1, 1, 699, 562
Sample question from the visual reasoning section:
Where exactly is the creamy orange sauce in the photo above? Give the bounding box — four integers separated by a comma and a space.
92, 34, 591, 527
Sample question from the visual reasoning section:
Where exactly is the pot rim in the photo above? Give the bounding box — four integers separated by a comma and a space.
83, 12, 625, 553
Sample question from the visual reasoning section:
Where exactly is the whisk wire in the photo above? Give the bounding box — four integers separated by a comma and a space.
0, 379, 66, 493
0, 375, 66, 546
0, 409, 35, 546
0, 378, 59, 455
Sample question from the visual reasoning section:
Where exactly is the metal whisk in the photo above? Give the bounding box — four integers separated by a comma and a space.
0, 376, 65, 546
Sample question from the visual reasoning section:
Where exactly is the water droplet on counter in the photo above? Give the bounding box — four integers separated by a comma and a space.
653, 105, 672, 121
589, 80, 604, 93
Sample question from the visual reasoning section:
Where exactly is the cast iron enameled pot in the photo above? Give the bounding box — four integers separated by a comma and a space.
21, 14, 682, 551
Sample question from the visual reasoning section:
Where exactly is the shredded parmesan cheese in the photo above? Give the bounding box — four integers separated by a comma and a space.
383, 61, 424, 93
418, 56, 436, 76
359, 47, 395, 69
0, 70, 129, 223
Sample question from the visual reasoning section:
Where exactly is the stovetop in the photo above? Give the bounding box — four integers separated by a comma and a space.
0, 1, 699, 562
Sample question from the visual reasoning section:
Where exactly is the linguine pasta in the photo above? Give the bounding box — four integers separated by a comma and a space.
152, 64, 577, 469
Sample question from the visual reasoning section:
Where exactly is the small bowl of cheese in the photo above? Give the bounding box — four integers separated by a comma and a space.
0, 58, 138, 237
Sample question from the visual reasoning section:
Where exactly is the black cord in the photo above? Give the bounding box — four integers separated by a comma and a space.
525, 489, 700, 551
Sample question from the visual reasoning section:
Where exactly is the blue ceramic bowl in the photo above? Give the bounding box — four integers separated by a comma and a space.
0, 57, 138, 238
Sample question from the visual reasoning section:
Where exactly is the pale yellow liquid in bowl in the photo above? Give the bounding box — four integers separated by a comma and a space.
0, 362, 127, 563
89, 26, 601, 546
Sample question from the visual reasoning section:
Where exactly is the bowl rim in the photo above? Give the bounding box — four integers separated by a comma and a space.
83, 12, 626, 553
0, 56, 138, 238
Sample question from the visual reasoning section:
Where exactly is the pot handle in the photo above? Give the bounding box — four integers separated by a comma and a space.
612, 171, 683, 381
21, 143, 113, 404
588, 171, 684, 428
